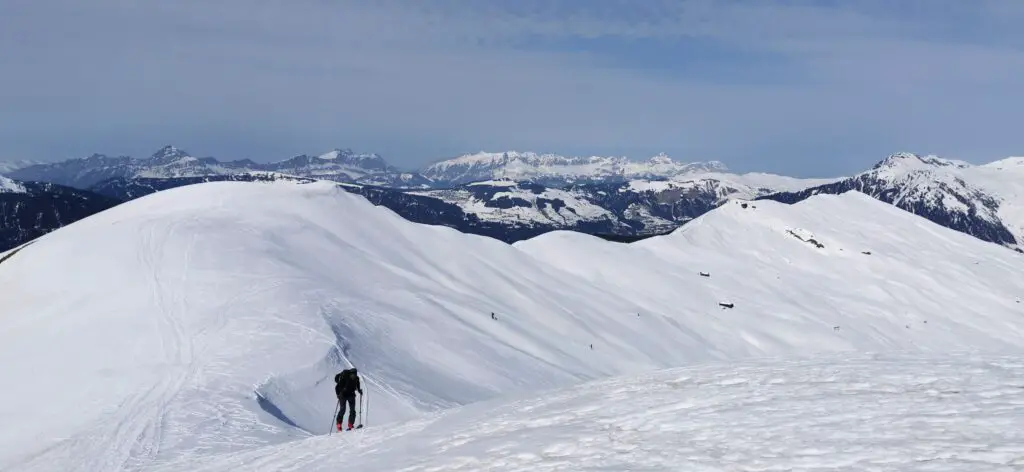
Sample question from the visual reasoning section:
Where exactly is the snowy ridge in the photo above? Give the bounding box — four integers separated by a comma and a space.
92, 172, 833, 245
690, 171, 840, 194
982, 156, 1024, 168
2, 181, 1024, 470
622, 172, 838, 200
420, 150, 730, 186
872, 151, 972, 171
87, 172, 318, 202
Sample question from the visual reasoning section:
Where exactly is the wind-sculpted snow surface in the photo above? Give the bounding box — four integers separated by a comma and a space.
2, 180, 1024, 471
151, 352, 1024, 471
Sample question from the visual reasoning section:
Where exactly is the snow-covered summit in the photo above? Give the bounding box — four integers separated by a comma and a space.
420, 150, 729, 186
147, 145, 192, 165
765, 151, 1024, 251
272, 148, 391, 175
317, 149, 342, 160
3, 180, 1024, 470
314, 148, 384, 167
872, 151, 972, 172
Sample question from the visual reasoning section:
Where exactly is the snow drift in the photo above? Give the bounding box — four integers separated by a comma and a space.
1, 179, 1023, 471
151, 352, 1024, 471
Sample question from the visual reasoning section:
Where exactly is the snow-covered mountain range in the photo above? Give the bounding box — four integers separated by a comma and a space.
419, 150, 730, 186
0, 145, 829, 246
7, 146, 744, 190
761, 152, 1024, 252
2, 179, 1022, 470
86, 172, 835, 243
6, 146, 432, 189
7, 146, 1024, 253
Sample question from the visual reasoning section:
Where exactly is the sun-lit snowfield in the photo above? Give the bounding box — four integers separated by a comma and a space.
1, 179, 1023, 471
152, 352, 1024, 472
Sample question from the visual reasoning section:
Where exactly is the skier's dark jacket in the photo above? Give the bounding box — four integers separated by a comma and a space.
334, 368, 362, 398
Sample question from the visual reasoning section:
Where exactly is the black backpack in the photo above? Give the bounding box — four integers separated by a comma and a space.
334, 368, 358, 395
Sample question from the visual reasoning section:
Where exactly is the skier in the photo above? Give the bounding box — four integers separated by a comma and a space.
334, 367, 363, 431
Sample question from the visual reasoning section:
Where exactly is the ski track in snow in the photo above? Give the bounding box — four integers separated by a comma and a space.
151, 353, 1024, 472
2, 180, 1024, 471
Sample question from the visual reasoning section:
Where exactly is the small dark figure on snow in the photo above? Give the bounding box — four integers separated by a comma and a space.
334, 367, 362, 431
491, 312, 497, 320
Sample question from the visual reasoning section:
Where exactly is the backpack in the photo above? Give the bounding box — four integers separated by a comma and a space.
334, 368, 358, 396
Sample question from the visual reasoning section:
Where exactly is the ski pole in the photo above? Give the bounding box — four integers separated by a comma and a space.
329, 398, 339, 435
358, 392, 363, 428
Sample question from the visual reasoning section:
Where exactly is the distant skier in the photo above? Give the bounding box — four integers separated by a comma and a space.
334, 367, 363, 431
491, 312, 496, 320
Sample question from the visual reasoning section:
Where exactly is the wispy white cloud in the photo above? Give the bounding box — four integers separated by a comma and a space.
1, 0, 1023, 175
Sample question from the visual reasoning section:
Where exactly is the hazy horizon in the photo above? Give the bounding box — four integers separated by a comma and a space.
4, 1, 1024, 177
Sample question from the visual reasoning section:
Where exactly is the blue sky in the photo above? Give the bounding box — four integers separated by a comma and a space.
2, 0, 1024, 177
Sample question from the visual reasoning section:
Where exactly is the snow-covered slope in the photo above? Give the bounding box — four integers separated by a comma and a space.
3, 181, 1024, 471
517, 192, 1024, 356
0, 180, 714, 471
150, 352, 1024, 471
763, 152, 1024, 251
420, 150, 730, 186
0, 175, 27, 193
